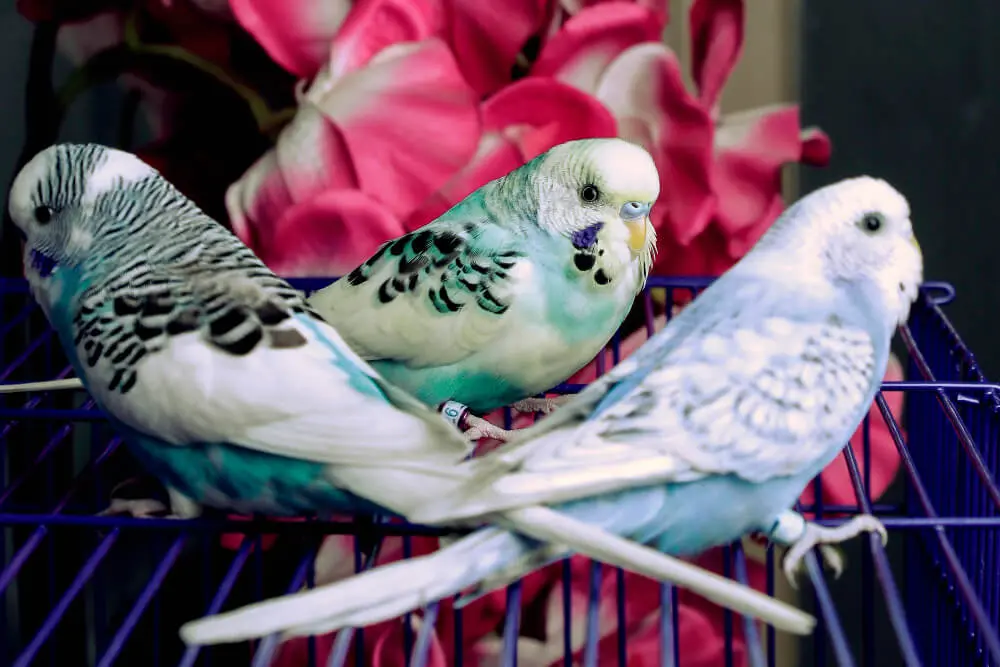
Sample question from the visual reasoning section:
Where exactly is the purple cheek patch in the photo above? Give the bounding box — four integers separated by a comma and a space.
30, 249, 57, 277
571, 222, 604, 249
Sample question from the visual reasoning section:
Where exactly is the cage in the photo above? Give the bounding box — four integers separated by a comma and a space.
0, 275, 998, 667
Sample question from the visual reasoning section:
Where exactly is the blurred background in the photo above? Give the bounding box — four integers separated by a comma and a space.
0, 0, 995, 665
5, 0, 997, 375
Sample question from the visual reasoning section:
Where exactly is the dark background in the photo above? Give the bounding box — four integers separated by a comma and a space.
799, 3, 1000, 664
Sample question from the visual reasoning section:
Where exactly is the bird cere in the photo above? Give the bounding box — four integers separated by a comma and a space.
8, 140, 922, 652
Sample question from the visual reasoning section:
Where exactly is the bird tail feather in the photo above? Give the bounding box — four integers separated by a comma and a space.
179, 527, 527, 646
180, 505, 818, 646
499, 506, 817, 636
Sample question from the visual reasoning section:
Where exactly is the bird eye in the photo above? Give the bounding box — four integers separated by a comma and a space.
580, 185, 600, 203
860, 212, 883, 233
33, 206, 54, 225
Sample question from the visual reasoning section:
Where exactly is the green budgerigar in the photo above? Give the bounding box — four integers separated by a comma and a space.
307, 138, 660, 441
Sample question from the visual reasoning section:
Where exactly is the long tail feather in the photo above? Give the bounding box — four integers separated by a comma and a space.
499, 506, 816, 636
179, 528, 527, 646
180, 506, 816, 646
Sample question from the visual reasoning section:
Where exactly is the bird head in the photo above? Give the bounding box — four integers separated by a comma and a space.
8, 143, 159, 293
526, 138, 660, 270
753, 176, 924, 328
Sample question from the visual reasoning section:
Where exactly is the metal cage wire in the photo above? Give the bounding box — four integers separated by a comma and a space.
0, 276, 998, 667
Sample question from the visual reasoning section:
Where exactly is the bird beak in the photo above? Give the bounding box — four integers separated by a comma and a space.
619, 201, 651, 255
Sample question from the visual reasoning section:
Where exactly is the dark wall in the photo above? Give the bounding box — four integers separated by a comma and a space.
799, 1, 1000, 377
798, 4, 1000, 664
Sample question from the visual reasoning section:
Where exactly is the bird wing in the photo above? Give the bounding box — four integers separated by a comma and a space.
307, 208, 536, 369
407, 278, 882, 524
71, 228, 471, 467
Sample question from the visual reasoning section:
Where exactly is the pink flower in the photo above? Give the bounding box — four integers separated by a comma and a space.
227, 0, 629, 276
558, 0, 669, 23
405, 77, 618, 228
229, 0, 352, 76
531, 0, 830, 277
230, 0, 552, 96
225, 8, 482, 275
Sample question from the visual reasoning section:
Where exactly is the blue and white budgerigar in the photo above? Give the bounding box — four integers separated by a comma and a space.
181, 175, 922, 646
307, 138, 660, 441
10, 143, 801, 631
6, 142, 478, 520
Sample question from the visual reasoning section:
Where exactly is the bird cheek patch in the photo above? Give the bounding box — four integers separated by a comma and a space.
29, 248, 57, 278
570, 222, 604, 250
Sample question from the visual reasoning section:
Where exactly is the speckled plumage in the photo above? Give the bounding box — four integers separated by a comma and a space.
307, 138, 660, 414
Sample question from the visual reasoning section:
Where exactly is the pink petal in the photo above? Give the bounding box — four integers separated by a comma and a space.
650, 224, 734, 278
688, 0, 743, 112
712, 104, 832, 257
259, 189, 406, 277
225, 113, 358, 251
310, 534, 361, 584
406, 77, 616, 227
595, 43, 716, 246
446, 0, 553, 95
328, 0, 443, 78
314, 38, 481, 221
229, 0, 350, 77
801, 126, 833, 165
532, 2, 664, 93
559, 0, 669, 24
483, 77, 618, 155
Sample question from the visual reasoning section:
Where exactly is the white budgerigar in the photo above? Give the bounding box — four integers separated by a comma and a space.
180, 176, 922, 646
10, 142, 803, 633
307, 138, 660, 441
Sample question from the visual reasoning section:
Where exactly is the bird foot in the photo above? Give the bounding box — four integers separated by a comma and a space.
98, 497, 178, 519
509, 396, 570, 415
777, 513, 887, 587
98, 478, 201, 519
462, 414, 514, 442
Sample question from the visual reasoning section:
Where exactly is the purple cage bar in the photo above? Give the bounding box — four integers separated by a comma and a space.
0, 275, 998, 667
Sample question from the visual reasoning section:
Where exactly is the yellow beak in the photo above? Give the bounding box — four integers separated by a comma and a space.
626, 218, 648, 255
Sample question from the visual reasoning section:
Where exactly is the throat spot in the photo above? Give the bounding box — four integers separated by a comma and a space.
573, 252, 596, 272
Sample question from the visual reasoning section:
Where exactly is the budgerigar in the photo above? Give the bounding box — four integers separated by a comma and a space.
6, 142, 478, 520
307, 138, 660, 442
181, 176, 922, 646
10, 143, 803, 632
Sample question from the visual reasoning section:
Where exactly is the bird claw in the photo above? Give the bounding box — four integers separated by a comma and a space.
462, 415, 514, 442
98, 497, 176, 519
781, 514, 887, 588
509, 396, 569, 415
